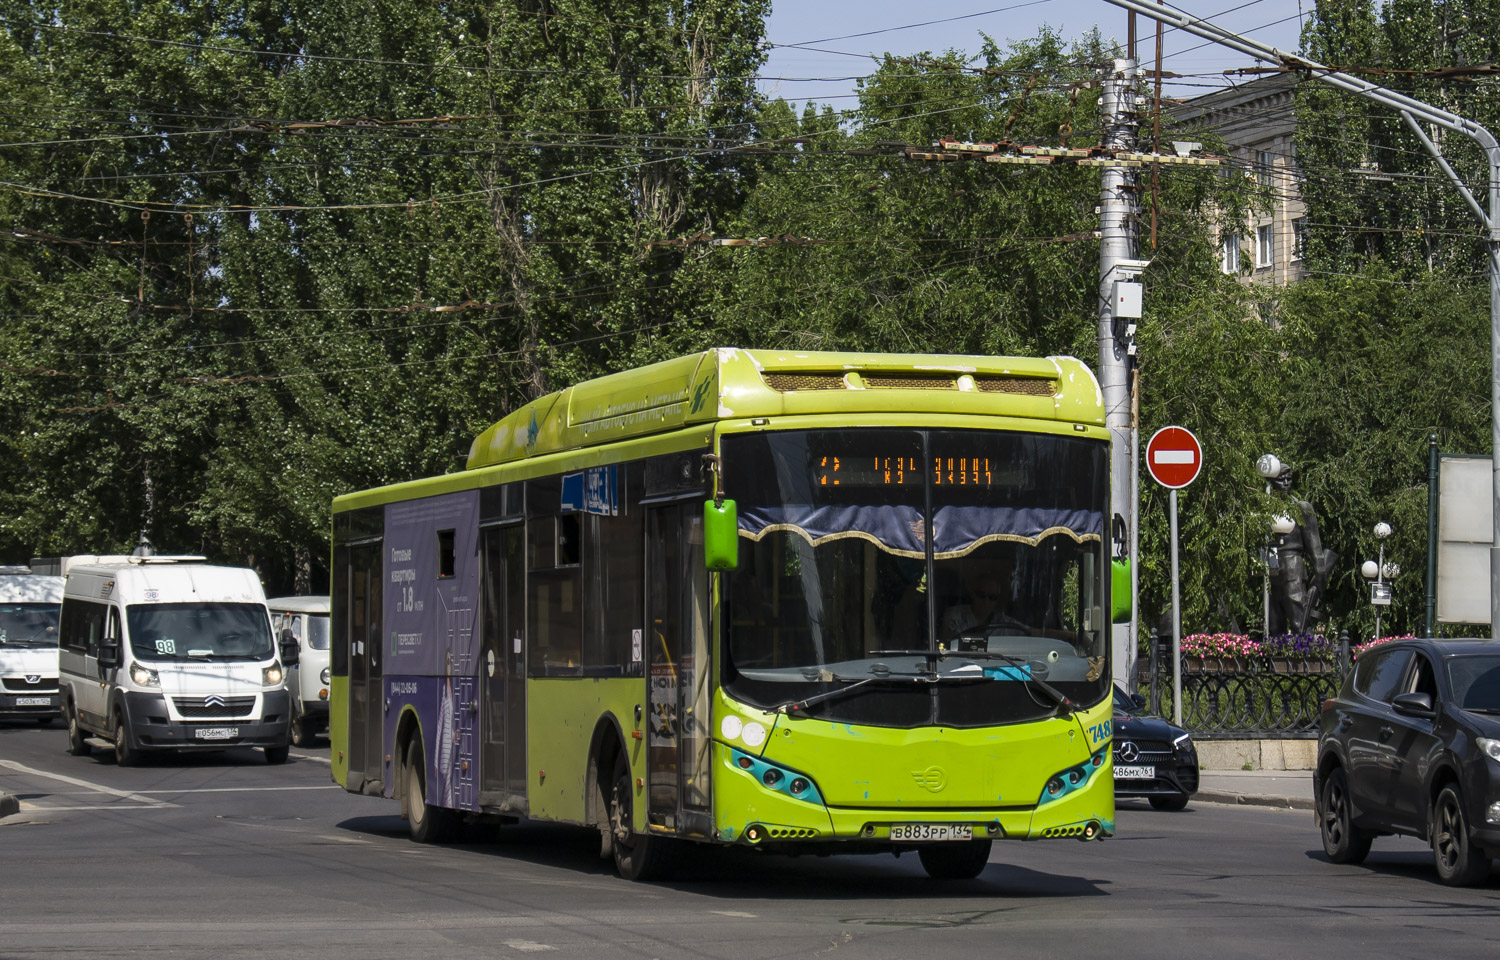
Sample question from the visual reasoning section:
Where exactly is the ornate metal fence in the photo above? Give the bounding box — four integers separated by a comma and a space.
1137, 639, 1351, 739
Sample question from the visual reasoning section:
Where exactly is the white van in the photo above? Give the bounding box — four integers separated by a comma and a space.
266, 596, 331, 747
0, 573, 66, 722
57, 558, 297, 765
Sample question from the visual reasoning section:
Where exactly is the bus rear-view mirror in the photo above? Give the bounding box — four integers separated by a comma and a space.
1111, 559, 1132, 623
703, 499, 739, 571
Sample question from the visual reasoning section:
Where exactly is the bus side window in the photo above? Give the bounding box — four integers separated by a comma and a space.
583, 465, 644, 674
528, 475, 583, 675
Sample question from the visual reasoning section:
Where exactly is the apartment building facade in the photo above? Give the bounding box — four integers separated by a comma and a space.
1170, 72, 1307, 285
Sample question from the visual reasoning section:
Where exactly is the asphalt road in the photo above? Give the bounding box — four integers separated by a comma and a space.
2, 719, 1497, 960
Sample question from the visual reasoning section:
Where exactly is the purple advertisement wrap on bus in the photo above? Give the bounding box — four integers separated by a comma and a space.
384, 491, 479, 677
383, 675, 478, 811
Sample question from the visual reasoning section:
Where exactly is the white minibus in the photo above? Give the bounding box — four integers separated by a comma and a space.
57, 558, 297, 764
266, 596, 331, 746
0, 573, 66, 722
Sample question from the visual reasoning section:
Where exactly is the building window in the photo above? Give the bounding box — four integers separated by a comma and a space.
1292, 217, 1308, 261
1256, 223, 1274, 268
1255, 150, 1275, 189
1221, 234, 1239, 273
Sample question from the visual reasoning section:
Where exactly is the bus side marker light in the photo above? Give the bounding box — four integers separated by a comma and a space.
539, 769, 545, 783
385, 754, 391, 765
636, 778, 644, 790
631, 730, 642, 740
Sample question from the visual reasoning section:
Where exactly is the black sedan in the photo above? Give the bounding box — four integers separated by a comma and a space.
1112, 684, 1199, 810
1316, 637, 1500, 886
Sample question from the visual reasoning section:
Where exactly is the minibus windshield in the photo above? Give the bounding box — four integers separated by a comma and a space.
0, 603, 60, 647
127, 603, 275, 661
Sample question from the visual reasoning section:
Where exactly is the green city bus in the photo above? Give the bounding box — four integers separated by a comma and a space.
330, 348, 1119, 880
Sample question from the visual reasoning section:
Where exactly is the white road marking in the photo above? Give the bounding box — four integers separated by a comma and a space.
317, 834, 372, 844
18, 803, 166, 812
708, 910, 758, 918
503, 940, 556, 953
133, 785, 338, 794
290, 752, 331, 764
0, 759, 176, 807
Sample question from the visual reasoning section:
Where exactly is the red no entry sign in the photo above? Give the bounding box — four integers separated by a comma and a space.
1146, 426, 1203, 489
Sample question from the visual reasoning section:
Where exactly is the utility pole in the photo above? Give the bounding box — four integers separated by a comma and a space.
1099, 57, 1146, 688
1103, 0, 1500, 636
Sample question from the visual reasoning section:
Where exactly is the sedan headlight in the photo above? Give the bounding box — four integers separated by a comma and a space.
1477, 737, 1500, 762
262, 663, 284, 687
320, 667, 331, 685
129, 662, 160, 687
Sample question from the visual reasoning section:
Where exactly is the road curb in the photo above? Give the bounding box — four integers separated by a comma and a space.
1195, 790, 1315, 811
0, 791, 18, 819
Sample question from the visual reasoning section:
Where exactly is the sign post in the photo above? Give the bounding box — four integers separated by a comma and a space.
1146, 426, 1203, 725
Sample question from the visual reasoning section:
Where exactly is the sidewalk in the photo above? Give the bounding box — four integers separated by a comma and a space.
1195, 769, 1315, 811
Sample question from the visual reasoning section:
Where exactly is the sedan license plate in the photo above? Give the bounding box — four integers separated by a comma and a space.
1114, 764, 1155, 779
890, 823, 973, 842
196, 727, 238, 740
15, 696, 52, 706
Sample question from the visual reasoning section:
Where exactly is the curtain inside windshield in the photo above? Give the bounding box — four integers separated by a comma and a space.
127, 603, 274, 661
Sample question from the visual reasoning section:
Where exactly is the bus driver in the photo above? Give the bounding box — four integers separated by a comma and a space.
941, 569, 1029, 642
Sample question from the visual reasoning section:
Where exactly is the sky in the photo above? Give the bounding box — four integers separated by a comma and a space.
758, 0, 1310, 107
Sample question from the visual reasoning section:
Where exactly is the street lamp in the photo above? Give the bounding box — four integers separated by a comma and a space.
1362, 522, 1396, 640
1257, 454, 1293, 635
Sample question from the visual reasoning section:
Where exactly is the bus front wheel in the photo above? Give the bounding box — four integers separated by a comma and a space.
917, 839, 993, 880
404, 740, 460, 844
65, 702, 91, 757
609, 757, 674, 881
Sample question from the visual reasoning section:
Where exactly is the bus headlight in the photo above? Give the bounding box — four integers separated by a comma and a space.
320, 667, 331, 685
262, 664, 284, 687
129, 663, 159, 687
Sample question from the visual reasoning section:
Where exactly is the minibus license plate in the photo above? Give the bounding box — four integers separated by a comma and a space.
197, 727, 238, 740
890, 823, 972, 842
16, 696, 52, 706
1114, 765, 1154, 779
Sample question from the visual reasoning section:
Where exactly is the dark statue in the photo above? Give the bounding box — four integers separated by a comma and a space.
1266, 465, 1337, 635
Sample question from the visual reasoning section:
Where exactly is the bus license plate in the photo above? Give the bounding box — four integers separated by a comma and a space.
890, 823, 973, 842
16, 696, 52, 706
197, 727, 238, 740
1114, 765, 1154, 779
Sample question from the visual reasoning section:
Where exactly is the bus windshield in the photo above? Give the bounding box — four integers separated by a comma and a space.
0, 603, 61, 647
721, 428, 1109, 727
127, 603, 275, 661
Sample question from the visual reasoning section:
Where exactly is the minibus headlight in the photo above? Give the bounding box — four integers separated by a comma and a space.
129, 663, 159, 687
262, 664, 284, 687
320, 667, 331, 685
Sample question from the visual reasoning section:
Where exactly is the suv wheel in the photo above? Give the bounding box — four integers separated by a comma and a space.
1319, 767, 1372, 864
1432, 783, 1492, 886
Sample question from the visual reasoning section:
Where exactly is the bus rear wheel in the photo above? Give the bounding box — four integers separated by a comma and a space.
609, 757, 674, 881
917, 839, 993, 880
404, 740, 460, 844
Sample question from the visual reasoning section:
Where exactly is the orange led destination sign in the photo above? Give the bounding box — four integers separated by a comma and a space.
815, 455, 996, 487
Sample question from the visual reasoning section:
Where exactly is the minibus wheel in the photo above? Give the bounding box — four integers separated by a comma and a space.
65, 702, 91, 757
113, 717, 140, 767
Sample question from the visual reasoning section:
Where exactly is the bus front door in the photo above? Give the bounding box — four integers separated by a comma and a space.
645, 503, 712, 837
479, 524, 527, 813
346, 541, 384, 794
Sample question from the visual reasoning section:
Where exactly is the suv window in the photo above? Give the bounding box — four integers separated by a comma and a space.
1355, 647, 1412, 703
1407, 654, 1439, 700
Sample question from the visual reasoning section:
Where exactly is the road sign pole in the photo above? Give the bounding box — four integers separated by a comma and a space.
1170, 487, 1182, 725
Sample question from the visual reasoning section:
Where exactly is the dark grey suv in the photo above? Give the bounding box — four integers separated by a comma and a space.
1315, 637, 1500, 886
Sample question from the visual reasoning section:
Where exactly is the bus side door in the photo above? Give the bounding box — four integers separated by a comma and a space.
479, 523, 527, 813
346, 541, 384, 793
645, 502, 711, 837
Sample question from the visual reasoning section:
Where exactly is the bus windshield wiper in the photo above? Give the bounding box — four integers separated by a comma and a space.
771, 674, 924, 715
870, 648, 1076, 717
